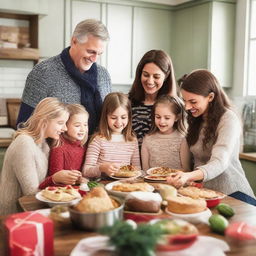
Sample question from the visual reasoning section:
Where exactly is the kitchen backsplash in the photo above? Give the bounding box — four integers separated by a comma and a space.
0, 60, 33, 97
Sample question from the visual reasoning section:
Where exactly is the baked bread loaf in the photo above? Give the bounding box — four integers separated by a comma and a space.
167, 196, 207, 214
74, 187, 118, 213
125, 192, 162, 213
41, 186, 80, 202
178, 186, 225, 199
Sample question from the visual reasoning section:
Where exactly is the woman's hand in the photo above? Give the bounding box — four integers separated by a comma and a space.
52, 170, 81, 185
100, 163, 120, 176
166, 171, 190, 188
166, 169, 204, 188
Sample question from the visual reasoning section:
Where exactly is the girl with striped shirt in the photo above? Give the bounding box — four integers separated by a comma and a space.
82, 92, 141, 178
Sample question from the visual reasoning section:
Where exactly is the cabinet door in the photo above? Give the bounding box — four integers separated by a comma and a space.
107, 4, 133, 84
210, 1, 235, 88
39, 0, 64, 58
171, 3, 210, 80
133, 7, 172, 76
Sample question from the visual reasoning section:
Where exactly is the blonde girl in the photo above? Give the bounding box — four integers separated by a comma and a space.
141, 95, 191, 171
39, 104, 89, 189
83, 92, 141, 178
0, 97, 69, 215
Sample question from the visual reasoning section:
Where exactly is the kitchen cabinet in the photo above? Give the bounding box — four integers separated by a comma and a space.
240, 159, 256, 195
67, 0, 173, 85
38, 0, 65, 58
171, 0, 235, 87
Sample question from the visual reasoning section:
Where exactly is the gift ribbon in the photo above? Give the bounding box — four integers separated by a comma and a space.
9, 211, 45, 256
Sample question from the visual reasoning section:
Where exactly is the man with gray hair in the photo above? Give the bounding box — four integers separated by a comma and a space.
17, 19, 111, 135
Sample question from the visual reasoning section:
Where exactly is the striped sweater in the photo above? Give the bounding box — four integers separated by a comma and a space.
82, 134, 141, 177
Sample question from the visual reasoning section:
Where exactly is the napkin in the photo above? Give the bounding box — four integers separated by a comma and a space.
70, 235, 229, 256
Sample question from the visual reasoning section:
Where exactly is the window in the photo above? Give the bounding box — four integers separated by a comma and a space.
247, 0, 256, 95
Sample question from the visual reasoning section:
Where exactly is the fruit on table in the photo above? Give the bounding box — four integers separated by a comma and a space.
217, 203, 235, 218
209, 214, 229, 234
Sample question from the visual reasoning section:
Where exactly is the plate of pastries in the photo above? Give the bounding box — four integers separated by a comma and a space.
178, 186, 226, 208
109, 165, 142, 180
36, 185, 82, 207
144, 167, 182, 182
105, 180, 154, 198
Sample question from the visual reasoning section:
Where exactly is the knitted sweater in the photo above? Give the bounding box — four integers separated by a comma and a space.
0, 134, 49, 215
141, 131, 191, 171
39, 136, 86, 189
83, 134, 141, 178
18, 54, 112, 132
191, 109, 255, 197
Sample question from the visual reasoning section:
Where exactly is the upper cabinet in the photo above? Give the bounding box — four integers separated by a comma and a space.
67, 0, 173, 85
171, 0, 235, 87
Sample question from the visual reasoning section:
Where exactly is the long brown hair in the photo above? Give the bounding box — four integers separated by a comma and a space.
128, 50, 177, 103
179, 69, 231, 149
149, 95, 187, 136
93, 92, 135, 142
16, 97, 69, 144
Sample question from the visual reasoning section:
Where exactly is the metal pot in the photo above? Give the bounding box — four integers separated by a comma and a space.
69, 196, 124, 231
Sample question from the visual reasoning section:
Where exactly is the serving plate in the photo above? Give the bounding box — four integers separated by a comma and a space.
165, 208, 212, 224
109, 170, 142, 180
144, 175, 167, 182
146, 167, 181, 176
35, 191, 81, 207
105, 181, 154, 198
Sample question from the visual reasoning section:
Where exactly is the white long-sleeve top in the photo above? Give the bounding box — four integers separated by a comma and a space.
82, 134, 141, 178
141, 131, 191, 171
191, 109, 255, 196
0, 134, 49, 215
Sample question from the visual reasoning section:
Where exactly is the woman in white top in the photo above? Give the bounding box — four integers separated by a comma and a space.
167, 70, 255, 204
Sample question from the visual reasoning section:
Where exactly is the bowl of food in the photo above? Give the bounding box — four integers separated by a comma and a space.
69, 187, 124, 231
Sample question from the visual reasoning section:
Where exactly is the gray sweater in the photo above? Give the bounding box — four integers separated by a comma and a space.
191, 109, 255, 197
22, 54, 112, 107
0, 135, 49, 215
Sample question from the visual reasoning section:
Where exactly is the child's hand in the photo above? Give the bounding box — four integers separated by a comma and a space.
52, 170, 81, 185
100, 162, 120, 176
77, 176, 89, 184
166, 171, 189, 188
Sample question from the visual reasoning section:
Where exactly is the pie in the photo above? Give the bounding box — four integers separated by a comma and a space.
167, 196, 207, 214
112, 182, 153, 192
41, 185, 81, 202
144, 175, 167, 181
149, 167, 182, 176
178, 186, 225, 200
113, 165, 138, 178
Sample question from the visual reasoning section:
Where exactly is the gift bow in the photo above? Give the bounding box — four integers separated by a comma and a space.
10, 211, 44, 256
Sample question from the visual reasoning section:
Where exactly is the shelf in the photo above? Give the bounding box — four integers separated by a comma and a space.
0, 48, 39, 60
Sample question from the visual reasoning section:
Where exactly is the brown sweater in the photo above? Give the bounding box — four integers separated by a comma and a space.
0, 134, 49, 215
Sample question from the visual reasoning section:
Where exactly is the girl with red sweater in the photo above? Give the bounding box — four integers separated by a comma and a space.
39, 104, 89, 189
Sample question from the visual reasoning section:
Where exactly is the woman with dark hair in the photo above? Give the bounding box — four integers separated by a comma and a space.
167, 69, 255, 204
128, 50, 177, 148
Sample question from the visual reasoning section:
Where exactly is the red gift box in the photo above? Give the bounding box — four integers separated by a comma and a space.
4, 211, 54, 256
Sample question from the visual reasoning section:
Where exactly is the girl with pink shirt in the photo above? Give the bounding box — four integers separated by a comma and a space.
82, 92, 141, 178
141, 95, 191, 172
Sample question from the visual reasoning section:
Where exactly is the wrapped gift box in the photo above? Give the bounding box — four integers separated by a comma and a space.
4, 211, 54, 256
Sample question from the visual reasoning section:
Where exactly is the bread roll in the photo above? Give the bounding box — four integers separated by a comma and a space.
125, 192, 162, 213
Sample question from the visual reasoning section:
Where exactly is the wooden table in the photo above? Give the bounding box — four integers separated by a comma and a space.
1, 195, 256, 256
